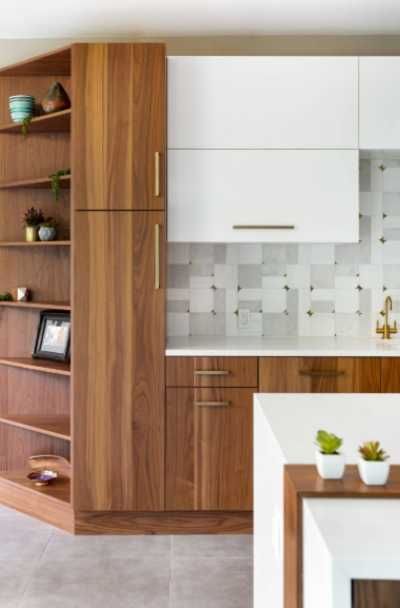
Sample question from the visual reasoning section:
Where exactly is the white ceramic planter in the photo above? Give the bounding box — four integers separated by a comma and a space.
315, 450, 345, 480
358, 458, 390, 486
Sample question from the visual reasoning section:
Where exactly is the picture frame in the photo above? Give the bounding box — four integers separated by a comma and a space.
33, 311, 71, 362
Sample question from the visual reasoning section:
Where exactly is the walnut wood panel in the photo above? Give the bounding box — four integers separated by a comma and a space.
0, 471, 73, 532
0, 109, 71, 134
381, 358, 400, 392
0, 415, 70, 441
166, 356, 258, 387
73, 211, 165, 511
284, 465, 400, 608
260, 357, 381, 393
166, 388, 253, 511
352, 580, 400, 608
0, 46, 71, 76
75, 510, 252, 535
72, 43, 165, 210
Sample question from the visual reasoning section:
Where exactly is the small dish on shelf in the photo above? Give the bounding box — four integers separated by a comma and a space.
28, 469, 58, 487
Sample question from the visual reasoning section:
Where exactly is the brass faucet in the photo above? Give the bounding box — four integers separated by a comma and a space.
376, 296, 398, 339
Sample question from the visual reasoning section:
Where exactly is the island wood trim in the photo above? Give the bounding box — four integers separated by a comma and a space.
284, 465, 400, 608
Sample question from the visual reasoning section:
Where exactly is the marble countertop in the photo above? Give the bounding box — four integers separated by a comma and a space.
166, 336, 400, 357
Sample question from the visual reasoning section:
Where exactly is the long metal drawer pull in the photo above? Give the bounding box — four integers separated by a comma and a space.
194, 370, 230, 376
233, 225, 295, 230
299, 370, 345, 377
194, 401, 231, 407
154, 224, 160, 290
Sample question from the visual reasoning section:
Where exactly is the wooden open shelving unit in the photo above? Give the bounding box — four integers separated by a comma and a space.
0, 45, 72, 530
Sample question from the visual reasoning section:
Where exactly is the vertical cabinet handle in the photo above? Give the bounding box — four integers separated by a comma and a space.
154, 223, 160, 290
154, 152, 161, 198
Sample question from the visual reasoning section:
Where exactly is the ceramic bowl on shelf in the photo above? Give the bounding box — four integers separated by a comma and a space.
28, 469, 58, 487
9, 95, 35, 123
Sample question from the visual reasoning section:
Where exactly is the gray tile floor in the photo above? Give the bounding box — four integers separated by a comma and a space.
0, 505, 253, 607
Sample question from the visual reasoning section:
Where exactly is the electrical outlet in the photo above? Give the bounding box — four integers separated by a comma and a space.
238, 309, 250, 329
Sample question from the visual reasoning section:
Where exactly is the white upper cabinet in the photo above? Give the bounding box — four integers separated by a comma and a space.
168, 57, 358, 149
168, 150, 359, 243
359, 57, 400, 149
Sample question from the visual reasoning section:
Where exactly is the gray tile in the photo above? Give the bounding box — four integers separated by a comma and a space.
168, 265, 190, 288
360, 158, 371, 192
238, 265, 261, 288
170, 557, 252, 608
0, 559, 37, 607
189, 312, 216, 336
190, 244, 215, 264
311, 265, 335, 289
172, 535, 252, 559
263, 312, 297, 337
383, 265, 400, 288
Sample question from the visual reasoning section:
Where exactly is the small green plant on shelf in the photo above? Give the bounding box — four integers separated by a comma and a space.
49, 168, 70, 201
359, 441, 389, 462
0, 292, 13, 301
315, 429, 343, 454
21, 116, 32, 137
23, 207, 45, 242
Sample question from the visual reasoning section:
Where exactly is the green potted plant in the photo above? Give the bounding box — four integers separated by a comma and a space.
315, 429, 345, 480
358, 441, 390, 486
23, 207, 45, 242
38, 218, 57, 242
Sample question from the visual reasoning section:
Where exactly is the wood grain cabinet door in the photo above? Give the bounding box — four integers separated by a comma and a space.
166, 388, 253, 512
381, 358, 400, 392
72, 43, 166, 210
259, 357, 381, 393
73, 211, 165, 511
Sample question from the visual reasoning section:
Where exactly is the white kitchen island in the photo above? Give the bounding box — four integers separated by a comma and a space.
254, 394, 400, 608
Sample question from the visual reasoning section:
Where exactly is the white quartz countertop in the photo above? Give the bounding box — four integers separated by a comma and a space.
166, 336, 400, 357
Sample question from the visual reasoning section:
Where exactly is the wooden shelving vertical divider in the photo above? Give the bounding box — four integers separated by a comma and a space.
0, 46, 74, 532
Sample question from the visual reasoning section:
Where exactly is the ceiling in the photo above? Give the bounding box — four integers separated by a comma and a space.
1, 0, 400, 38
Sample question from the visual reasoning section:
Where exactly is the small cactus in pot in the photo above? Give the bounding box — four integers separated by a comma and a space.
315, 429, 345, 480
358, 441, 390, 486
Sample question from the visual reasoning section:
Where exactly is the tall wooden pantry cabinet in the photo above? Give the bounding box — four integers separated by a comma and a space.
72, 44, 166, 513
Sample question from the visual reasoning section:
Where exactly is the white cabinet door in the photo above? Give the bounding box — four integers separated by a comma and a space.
359, 57, 400, 149
168, 150, 359, 243
168, 57, 358, 149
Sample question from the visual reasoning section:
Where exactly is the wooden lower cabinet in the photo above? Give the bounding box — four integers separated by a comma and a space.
352, 580, 400, 607
381, 358, 400, 392
166, 388, 253, 511
73, 211, 165, 512
260, 357, 381, 393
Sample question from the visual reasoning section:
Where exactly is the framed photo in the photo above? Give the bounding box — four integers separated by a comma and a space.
33, 311, 71, 362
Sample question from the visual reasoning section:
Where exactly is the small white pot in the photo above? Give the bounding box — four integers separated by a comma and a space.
358, 458, 390, 486
315, 450, 345, 480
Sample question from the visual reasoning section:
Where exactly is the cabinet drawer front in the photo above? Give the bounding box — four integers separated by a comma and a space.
166, 388, 253, 511
166, 357, 258, 387
259, 357, 381, 393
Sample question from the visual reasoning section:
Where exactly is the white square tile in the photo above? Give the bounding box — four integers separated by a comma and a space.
383, 166, 400, 192
359, 265, 382, 289
334, 275, 358, 289
262, 275, 286, 289
239, 244, 263, 264
335, 290, 359, 313
310, 314, 335, 337
262, 290, 287, 313
239, 288, 263, 301
383, 241, 400, 264
238, 312, 263, 335
311, 289, 335, 302
286, 265, 310, 289
167, 313, 189, 336
310, 245, 335, 264
214, 265, 237, 289
189, 289, 214, 313
167, 289, 190, 301
360, 192, 382, 216
189, 275, 214, 289
226, 244, 240, 264
225, 289, 238, 313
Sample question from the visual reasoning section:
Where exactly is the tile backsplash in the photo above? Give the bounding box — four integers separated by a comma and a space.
167, 158, 400, 338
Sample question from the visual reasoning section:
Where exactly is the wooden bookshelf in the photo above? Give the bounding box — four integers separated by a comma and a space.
0, 414, 70, 441
0, 174, 70, 190
0, 109, 71, 134
0, 357, 70, 376
0, 301, 70, 311
0, 240, 70, 247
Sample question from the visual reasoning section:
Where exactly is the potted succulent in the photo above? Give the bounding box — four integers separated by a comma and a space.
358, 441, 390, 486
38, 218, 57, 242
23, 207, 45, 242
315, 429, 345, 480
